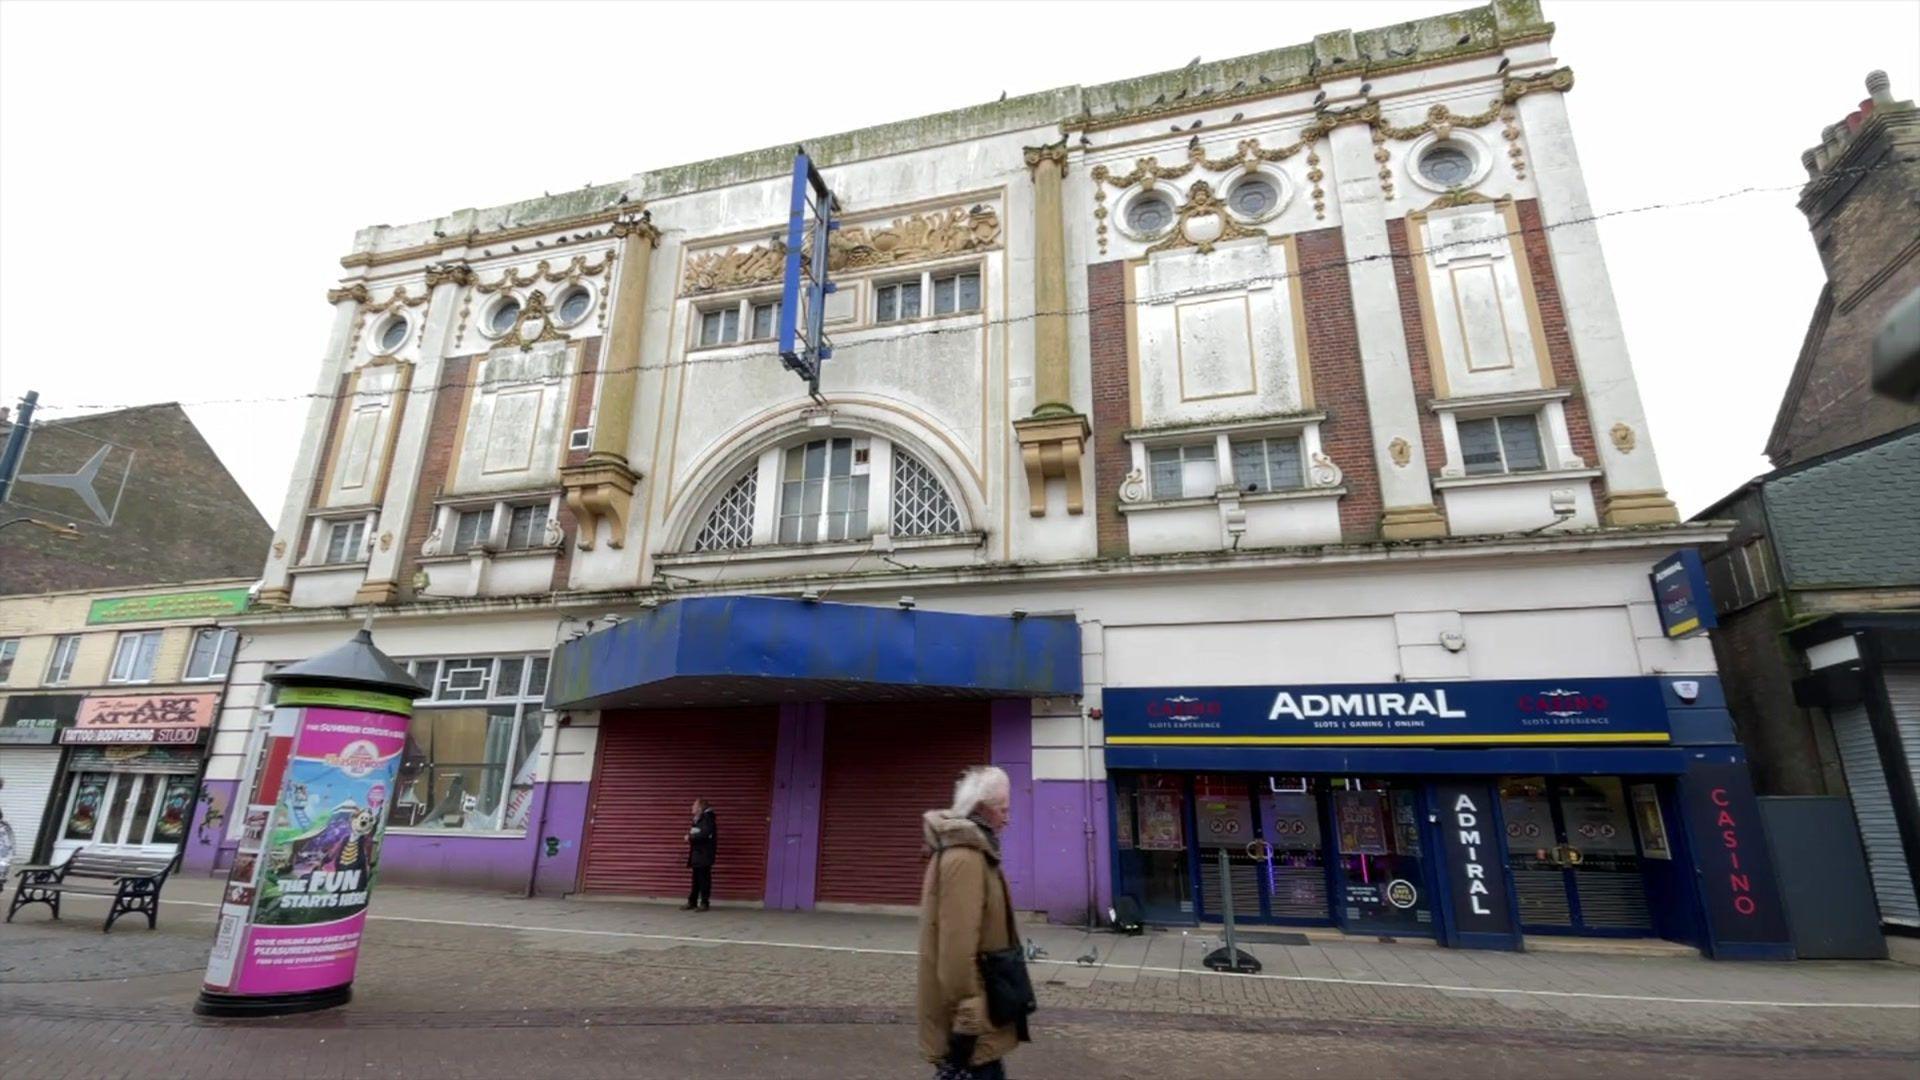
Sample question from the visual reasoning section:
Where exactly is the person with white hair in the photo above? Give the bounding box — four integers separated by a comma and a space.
917, 764, 1032, 1079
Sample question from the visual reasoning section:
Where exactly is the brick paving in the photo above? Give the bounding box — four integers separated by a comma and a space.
3, 879, 1916, 1078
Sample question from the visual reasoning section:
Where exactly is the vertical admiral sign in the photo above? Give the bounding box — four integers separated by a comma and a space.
1433, 781, 1516, 944
1650, 549, 1717, 640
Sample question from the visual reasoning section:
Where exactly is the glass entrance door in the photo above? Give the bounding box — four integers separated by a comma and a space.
52, 771, 194, 865
1498, 775, 1652, 935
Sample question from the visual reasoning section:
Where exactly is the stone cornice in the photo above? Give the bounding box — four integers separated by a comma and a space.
230, 522, 1730, 626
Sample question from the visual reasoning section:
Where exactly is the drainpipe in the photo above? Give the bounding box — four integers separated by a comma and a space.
1082, 700, 1096, 925
523, 709, 562, 898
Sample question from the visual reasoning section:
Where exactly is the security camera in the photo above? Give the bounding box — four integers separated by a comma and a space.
1010, 608, 1029, 619
898, 595, 917, 610
800, 590, 822, 603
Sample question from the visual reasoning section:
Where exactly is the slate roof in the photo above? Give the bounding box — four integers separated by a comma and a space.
0, 403, 271, 595
1763, 424, 1920, 587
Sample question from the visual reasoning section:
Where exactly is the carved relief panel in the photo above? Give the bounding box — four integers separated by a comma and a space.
448, 340, 578, 495
1406, 201, 1552, 399
1131, 237, 1313, 429
318, 361, 409, 509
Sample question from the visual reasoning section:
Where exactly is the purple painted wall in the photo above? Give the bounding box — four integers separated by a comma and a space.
272, 780, 592, 896
1031, 778, 1111, 924
765, 703, 825, 910
180, 773, 588, 896
989, 700, 1034, 909
183, 778, 241, 876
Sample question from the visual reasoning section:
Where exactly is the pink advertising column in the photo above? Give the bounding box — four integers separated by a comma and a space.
195, 629, 426, 1017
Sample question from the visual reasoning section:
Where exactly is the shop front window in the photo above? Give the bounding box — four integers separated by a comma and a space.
1499, 775, 1653, 934
1330, 778, 1434, 935
390, 655, 547, 833
1195, 774, 1259, 920
1113, 772, 1191, 918
59, 768, 195, 849
63, 772, 110, 840
1257, 777, 1329, 919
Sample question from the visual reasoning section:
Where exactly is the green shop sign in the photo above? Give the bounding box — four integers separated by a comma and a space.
87, 587, 252, 625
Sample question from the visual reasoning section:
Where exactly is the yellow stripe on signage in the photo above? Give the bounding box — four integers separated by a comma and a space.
1106, 732, 1672, 746
1666, 617, 1700, 638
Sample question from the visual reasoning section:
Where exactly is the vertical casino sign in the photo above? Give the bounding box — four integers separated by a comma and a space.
196, 630, 425, 1017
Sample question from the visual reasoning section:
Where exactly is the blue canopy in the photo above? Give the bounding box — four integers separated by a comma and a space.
546, 596, 1081, 710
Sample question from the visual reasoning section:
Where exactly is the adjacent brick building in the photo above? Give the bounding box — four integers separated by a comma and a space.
1694, 72, 1920, 933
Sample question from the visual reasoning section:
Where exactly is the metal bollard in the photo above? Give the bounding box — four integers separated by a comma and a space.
1203, 847, 1262, 974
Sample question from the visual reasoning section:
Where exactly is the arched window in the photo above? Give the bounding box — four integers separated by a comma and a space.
891, 450, 962, 537
683, 433, 966, 552
691, 469, 757, 552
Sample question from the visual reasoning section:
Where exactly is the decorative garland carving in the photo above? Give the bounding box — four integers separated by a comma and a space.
1085, 68, 1575, 238
679, 203, 1001, 296
327, 282, 430, 311
1146, 181, 1263, 255
425, 263, 474, 289
473, 252, 615, 295
496, 290, 567, 351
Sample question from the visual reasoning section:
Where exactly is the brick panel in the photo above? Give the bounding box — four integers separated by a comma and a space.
396, 355, 472, 601
1087, 260, 1131, 557
550, 338, 602, 590
1386, 221, 1450, 478
1515, 200, 1599, 467
1295, 227, 1383, 541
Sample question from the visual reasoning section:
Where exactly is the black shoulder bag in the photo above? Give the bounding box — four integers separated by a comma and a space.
975, 866, 1036, 1035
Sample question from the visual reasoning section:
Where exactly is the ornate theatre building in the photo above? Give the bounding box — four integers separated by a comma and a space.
190, 1, 1790, 957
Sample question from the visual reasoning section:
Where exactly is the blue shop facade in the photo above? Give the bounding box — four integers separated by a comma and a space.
1103, 676, 1793, 959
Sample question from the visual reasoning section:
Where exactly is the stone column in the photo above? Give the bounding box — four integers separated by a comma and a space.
1012, 140, 1091, 516
257, 288, 368, 605
353, 262, 469, 604
562, 213, 659, 548
1514, 79, 1678, 525
1320, 82, 1447, 540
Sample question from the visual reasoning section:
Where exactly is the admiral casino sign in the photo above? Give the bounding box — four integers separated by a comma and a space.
1105, 678, 1671, 746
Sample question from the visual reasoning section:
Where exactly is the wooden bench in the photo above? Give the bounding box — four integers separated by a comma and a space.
7, 847, 176, 932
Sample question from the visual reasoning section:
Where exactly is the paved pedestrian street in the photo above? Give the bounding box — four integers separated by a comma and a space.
3, 878, 1917, 1079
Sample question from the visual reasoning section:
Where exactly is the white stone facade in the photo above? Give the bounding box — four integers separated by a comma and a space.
209, 3, 1718, 894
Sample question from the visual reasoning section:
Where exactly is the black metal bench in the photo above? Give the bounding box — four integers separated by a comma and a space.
7, 847, 175, 932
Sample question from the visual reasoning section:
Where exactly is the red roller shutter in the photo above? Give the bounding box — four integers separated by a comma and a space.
816, 703, 992, 906
581, 708, 776, 900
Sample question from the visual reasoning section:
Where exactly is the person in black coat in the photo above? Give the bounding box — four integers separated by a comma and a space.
684, 798, 717, 911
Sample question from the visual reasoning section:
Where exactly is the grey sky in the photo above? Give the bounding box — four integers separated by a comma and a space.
2, 1, 1915, 520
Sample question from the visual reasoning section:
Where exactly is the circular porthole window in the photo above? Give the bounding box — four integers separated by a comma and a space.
1417, 143, 1477, 188
487, 297, 522, 337
1227, 175, 1280, 219
556, 286, 592, 327
1125, 193, 1175, 237
376, 316, 409, 353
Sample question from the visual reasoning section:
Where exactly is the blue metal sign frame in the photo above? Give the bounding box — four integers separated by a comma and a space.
1650, 550, 1717, 640
779, 149, 839, 394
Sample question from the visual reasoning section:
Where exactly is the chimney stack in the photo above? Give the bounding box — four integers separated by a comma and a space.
1866, 70, 1893, 106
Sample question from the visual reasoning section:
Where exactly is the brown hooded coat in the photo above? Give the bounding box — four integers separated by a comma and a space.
917, 809, 1020, 1068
